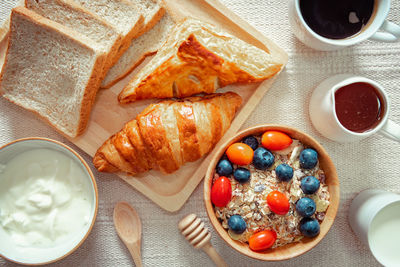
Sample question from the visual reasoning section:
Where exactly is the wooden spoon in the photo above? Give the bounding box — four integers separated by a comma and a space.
113, 202, 142, 267
179, 214, 228, 267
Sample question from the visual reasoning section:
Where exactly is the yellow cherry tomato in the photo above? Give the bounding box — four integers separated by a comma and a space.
226, 143, 254, 165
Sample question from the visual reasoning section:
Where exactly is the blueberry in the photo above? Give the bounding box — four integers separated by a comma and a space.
299, 148, 318, 169
228, 215, 247, 234
233, 167, 251, 183
242, 136, 259, 150
299, 217, 320, 238
252, 147, 274, 170
301, 176, 320, 194
216, 159, 233, 176
275, 164, 294, 182
296, 197, 316, 217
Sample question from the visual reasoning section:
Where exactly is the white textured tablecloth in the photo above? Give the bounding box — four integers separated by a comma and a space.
1, 0, 400, 266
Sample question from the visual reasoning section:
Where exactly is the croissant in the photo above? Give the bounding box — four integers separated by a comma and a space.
93, 92, 242, 175
118, 18, 284, 103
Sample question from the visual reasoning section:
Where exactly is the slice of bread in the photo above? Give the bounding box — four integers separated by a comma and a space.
0, 0, 24, 43
73, 0, 144, 55
25, 0, 123, 75
118, 18, 285, 103
0, 7, 105, 137
102, 12, 175, 88
133, 0, 165, 36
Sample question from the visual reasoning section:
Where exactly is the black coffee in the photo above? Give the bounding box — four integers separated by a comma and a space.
300, 0, 375, 39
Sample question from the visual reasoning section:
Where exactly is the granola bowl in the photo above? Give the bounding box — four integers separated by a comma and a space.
204, 125, 339, 261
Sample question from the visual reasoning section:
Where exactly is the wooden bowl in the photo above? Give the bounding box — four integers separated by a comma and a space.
0, 137, 98, 265
204, 125, 339, 261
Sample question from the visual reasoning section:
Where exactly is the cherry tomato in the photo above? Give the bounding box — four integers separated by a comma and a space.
226, 143, 254, 166
249, 230, 277, 251
261, 131, 293, 151
267, 190, 290, 215
211, 176, 232, 207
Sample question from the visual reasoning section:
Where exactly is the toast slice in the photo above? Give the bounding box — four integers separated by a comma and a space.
0, 0, 24, 43
25, 0, 123, 74
0, 7, 105, 137
118, 18, 285, 103
73, 0, 144, 56
102, 12, 175, 88
133, 0, 165, 37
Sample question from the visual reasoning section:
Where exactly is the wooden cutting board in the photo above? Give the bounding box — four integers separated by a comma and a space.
0, 0, 288, 212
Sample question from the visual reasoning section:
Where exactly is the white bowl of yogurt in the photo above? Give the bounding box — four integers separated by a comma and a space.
0, 137, 98, 265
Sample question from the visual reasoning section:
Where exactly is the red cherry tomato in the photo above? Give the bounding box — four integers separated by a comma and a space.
249, 230, 277, 251
261, 131, 293, 151
211, 176, 232, 207
267, 190, 290, 215
226, 143, 254, 166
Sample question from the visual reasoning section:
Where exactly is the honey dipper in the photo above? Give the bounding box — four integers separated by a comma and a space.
178, 214, 228, 267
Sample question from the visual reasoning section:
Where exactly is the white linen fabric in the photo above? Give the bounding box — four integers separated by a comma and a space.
1, 0, 399, 266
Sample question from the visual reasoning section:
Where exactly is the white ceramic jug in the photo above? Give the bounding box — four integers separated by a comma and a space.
309, 74, 400, 142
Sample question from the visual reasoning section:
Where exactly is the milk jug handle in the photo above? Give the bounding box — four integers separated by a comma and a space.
370, 20, 400, 42
380, 119, 400, 142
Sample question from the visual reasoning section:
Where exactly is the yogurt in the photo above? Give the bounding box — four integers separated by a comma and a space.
0, 148, 93, 248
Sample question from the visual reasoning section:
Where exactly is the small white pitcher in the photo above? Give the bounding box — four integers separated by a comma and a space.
309, 74, 400, 143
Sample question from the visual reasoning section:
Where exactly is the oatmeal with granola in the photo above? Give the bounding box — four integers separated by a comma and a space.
211, 130, 330, 251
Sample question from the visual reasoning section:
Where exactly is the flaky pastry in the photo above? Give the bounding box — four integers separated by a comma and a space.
118, 18, 283, 103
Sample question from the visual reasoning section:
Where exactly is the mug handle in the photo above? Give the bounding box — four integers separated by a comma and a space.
380, 119, 400, 142
370, 20, 400, 42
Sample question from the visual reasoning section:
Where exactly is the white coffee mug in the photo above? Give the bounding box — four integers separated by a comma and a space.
309, 74, 400, 143
349, 189, 400, 266
288, 0, 400, 51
